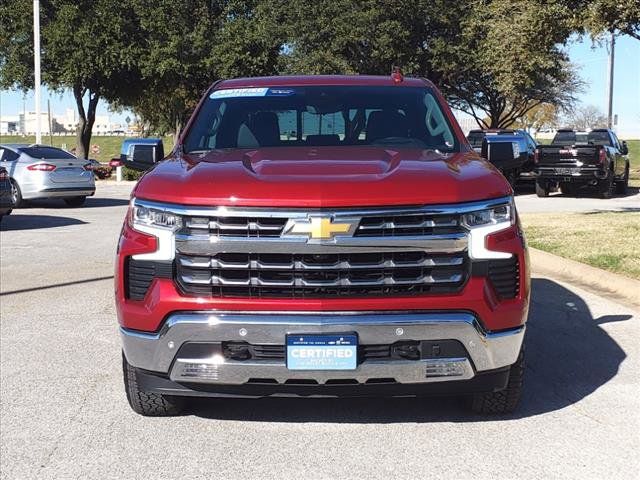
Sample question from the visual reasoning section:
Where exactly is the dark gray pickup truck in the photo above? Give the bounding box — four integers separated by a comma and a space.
534, 129, 630, 198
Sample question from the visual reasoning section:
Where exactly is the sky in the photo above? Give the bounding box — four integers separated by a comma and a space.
1, 33, 639, 136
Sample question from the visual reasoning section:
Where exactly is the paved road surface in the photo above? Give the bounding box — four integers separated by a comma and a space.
514, 183, 639, 213
1, 183, 639, 479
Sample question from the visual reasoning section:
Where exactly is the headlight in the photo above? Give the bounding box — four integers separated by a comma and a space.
464, 200, 516, 260
462, 203, 513, 228
132, 202, 182, 231
129, 199, 180, 261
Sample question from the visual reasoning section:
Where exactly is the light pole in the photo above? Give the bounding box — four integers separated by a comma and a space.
606, 31, 615, 129
33, 0, 42, 144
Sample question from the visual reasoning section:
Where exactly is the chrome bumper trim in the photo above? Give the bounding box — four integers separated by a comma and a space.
134, 196, 512, 218
171, 357, 474, 384
175, 233, 468, 255
120, 312, 525, 385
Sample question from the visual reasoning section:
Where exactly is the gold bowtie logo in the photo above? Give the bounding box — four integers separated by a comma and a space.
284, 217, 357, 240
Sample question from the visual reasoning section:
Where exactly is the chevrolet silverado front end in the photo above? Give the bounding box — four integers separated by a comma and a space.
116, 75, 530, 416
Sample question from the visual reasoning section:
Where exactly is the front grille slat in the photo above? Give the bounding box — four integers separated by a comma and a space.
176, 251, 468, 298
222, 342, 421, 362
356, 214, 462, 237
185, 216, 287, 238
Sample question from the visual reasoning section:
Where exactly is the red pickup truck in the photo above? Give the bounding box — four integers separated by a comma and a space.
116, 75, 529, 416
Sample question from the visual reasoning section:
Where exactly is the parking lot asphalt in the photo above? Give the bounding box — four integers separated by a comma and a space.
514, 183, 640, 213
1, 182, 639, 480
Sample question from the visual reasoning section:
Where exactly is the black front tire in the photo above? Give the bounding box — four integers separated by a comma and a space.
615, 164, 629, 195
63, 196, 86, 207
599, 174, 614, 199
122, 353, 185, 416
535, 181, 549, 197
470, 347, 525, 414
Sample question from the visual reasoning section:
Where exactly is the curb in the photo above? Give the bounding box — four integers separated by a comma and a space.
529, 247, 640, 310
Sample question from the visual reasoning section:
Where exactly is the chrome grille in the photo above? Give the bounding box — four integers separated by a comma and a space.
163, 201, 494, 299
176, 251, 468, 298
184, 215, 287, 237
356, 214, 462, 236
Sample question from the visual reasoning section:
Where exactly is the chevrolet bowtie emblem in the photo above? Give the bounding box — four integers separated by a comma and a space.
283, 217, 358, 240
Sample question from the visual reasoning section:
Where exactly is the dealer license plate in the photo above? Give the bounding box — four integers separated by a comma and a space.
555, 168, 576, 175
286, 334, 358, 370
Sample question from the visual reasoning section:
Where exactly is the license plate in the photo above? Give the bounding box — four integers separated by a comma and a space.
555, 168, 575, 175
286, 334, 358, 370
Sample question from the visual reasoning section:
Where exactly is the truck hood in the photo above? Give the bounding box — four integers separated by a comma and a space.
133, 147, 511, 207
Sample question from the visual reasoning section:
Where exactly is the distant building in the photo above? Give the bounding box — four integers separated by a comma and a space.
1, 109, 124, 136
0, 115, 19, 134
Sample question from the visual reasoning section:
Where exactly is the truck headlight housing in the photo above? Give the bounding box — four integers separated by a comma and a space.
464, 200, 516, 260
462, 203, 512, 228
129, 199, 181, 261
132, 203, 182, 231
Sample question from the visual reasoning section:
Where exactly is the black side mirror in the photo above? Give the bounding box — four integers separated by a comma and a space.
621, 141, 628, 155
124, 139, 165, 171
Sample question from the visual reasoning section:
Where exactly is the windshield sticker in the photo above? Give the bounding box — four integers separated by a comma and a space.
210, 87, 269, 99
267, 88, 296, 96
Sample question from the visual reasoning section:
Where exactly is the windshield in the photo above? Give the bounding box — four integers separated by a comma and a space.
19, 146, 76, 160
183, 86, 459, 153
552, 131, 612, 146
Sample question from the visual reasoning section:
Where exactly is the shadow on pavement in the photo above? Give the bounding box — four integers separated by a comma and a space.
191, 278, 631, 423
22, 197, 130, 208
0, 214, 87, 231
0, 275, 114, 296
514, 181, 535, 196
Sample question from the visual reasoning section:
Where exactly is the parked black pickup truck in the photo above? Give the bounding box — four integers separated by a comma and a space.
534, 128, 630, 198
468, 129, 538, 186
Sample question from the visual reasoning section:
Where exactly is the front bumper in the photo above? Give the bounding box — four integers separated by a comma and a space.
121, 311, 524, 390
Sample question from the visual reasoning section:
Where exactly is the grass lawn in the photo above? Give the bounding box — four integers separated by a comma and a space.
626, 139, 640, 183
520, 212, 640, 280
0, 134, 174, 164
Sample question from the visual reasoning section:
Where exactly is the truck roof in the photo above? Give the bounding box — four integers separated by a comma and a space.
216, 75, 431, 89
468, 129, 516, 134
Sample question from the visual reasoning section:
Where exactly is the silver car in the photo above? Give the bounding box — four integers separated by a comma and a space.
0, 144, 96, 207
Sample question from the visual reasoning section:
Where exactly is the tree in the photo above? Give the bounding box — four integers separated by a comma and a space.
579, 0, 640, 40
0, 0, 144, 158
117, 0, 284, 142
439, 0, 582, 128
279, 0, 582, 129
278, 0, 461, 84
514, 103, 559, 131
564, 104, 608, 130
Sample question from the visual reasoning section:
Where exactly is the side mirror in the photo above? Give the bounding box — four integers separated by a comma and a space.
621, 141, 628, 155
124, 139, 165, 171
482, 139, 519, 163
